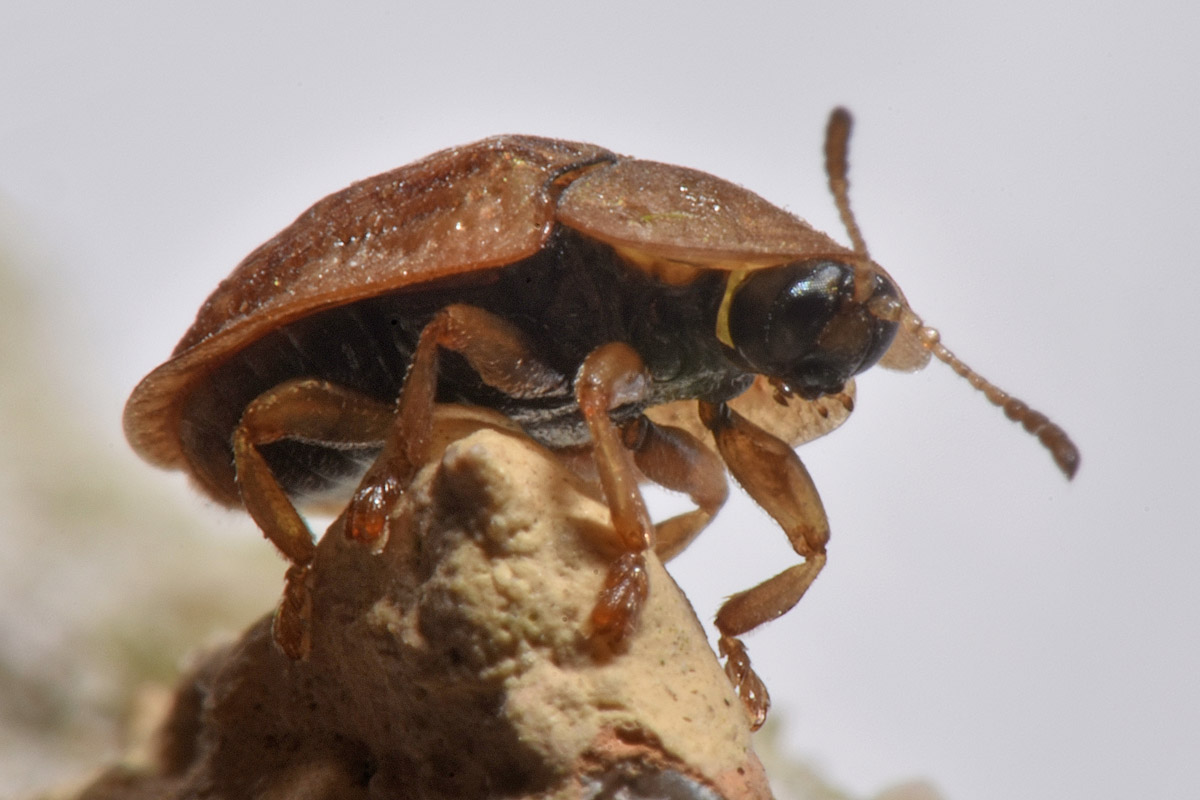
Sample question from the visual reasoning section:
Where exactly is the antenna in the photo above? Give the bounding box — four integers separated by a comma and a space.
823, 107, 1080, 479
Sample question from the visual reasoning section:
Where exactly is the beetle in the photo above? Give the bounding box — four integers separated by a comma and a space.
124, 109, 1078, 730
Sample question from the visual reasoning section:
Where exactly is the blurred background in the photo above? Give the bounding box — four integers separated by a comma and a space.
2, 2, 1196, 798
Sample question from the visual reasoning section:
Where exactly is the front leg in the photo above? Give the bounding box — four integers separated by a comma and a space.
620, 414, 729, 562
699, 400, 831, 730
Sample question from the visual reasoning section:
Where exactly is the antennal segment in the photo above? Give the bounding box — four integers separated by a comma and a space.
824, 108, 879, 304
827, 107, 1077, 478
824, 107, 868, 258
884, 300, 1080, 479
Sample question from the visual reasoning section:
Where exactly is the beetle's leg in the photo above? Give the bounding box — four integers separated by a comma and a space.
232, 378, 394, 658
699, 400, 831, 730
621, 415, 729, 562
574, 343, 657, 642
346, 304, 568, 543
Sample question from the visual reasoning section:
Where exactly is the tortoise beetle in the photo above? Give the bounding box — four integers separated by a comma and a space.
124, 109, 1078, 729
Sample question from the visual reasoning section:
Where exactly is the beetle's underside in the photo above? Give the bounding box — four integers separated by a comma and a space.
182, 226, 756, 507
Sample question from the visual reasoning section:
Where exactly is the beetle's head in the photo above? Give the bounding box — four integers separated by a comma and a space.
728, 106, 1078, 480
724, 259, 899, 399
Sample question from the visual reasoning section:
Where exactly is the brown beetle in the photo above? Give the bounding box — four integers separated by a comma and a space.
124, 109, 1078, 729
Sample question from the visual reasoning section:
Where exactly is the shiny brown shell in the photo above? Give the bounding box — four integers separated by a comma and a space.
124, 134, 858, 482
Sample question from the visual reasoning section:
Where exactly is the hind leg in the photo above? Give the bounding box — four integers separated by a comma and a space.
232, 379, 394, 658
342, 303, 569, 545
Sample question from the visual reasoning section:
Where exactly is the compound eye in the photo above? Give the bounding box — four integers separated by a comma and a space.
727, 260, 898, 396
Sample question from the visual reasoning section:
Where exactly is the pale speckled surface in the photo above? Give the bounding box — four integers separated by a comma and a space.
68, 423, 773, 799
418, 431, 757, 780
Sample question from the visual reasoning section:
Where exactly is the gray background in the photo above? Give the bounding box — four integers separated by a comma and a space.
2, 2, 1196, 798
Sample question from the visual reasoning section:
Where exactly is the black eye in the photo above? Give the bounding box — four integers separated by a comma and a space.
727, 260, 898, 397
